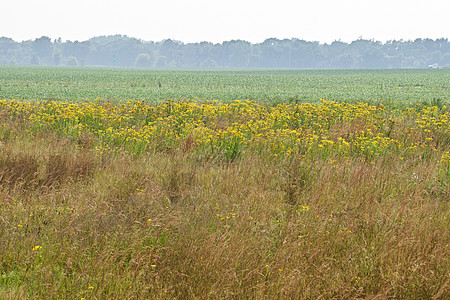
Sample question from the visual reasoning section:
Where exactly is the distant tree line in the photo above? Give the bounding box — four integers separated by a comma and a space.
0, 35, 449, 68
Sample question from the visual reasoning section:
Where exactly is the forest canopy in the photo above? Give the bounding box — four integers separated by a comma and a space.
0, 35, 449, 68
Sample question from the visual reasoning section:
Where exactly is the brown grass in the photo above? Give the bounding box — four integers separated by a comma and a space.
0, 122, 448, 299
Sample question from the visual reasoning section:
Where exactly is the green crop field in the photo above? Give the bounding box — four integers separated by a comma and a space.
0, 66, 449, 107
0, 66, 449, 299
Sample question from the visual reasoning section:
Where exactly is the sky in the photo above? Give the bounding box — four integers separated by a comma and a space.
1, 0, 449, 44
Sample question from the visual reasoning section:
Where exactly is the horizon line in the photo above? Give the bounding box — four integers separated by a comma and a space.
2, 34, 449, 45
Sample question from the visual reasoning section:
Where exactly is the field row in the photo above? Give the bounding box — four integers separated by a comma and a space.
1, 67, 449, 106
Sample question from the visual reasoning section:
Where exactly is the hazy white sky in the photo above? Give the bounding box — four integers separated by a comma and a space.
1, 0, 449, 43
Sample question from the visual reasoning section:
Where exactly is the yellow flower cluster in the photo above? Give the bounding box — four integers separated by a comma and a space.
0, 99, 448, 160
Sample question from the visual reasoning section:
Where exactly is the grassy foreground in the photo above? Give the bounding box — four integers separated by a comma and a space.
0, 99, 448, 299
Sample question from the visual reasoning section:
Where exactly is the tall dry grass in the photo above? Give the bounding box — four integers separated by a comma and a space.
0, 101, 448, 299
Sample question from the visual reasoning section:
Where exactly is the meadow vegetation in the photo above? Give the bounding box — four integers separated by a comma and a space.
0, 95, 448, 298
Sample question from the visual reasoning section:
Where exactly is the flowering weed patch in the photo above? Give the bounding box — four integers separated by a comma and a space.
0, 98, 448, 299
1, 99, 448, 161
